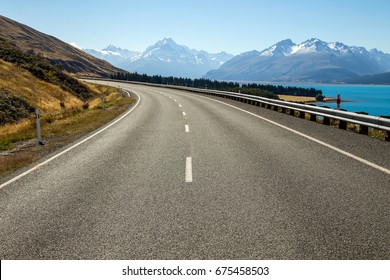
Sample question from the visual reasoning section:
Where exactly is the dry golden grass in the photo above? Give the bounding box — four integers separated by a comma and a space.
0, 65, 134, 178
279, 95, 335, 103
279, 95, 316, 102
0, 118, 34, 136
0, 152, 37, 175
0, 60, 84, 112
0, 95, 133, 178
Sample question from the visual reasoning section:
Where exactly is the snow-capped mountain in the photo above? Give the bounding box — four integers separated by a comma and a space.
84, 45, 140, 67
120, 38, 234, 78
205, 38, 390, 82
84, 38, 233, 78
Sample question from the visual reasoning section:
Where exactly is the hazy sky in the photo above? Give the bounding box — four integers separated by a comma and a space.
2, 0, 390, 55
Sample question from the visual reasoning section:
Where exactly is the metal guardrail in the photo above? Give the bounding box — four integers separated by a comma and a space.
83, 78, 390, 140
180, 86, 390, 130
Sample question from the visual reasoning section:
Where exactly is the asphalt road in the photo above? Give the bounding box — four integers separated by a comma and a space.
0, 81, 389, 259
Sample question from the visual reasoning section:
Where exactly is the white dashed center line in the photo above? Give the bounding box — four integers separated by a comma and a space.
185, 157, 193, 183
185, 125, 189, 132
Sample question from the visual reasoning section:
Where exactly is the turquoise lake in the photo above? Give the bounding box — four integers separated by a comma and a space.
294, 84, 390, 117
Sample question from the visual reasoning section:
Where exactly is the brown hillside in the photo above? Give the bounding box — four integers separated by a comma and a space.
0, 59, 83, 113
0, 15, 123, 77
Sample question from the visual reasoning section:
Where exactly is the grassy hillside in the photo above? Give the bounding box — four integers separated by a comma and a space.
0, 37, 93, 100
0, 58, 133, 177
0, 89, 35, 125
0, 17, 134, 179
0, 59, 84, 113
0, 15, 123, 77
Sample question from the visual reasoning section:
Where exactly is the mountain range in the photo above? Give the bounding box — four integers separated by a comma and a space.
84, 38, 234, 78
205, 38, 390, 83
83, 45, 141, 68
2, 14, 389, 84
0, 15, 121, 77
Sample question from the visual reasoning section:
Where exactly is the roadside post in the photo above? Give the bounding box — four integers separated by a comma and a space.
35, 109, 44, 145
101, 95, 105, 110
337, 94, 341, 110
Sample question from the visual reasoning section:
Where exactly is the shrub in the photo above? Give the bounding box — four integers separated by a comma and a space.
316, 93, 325, 102
0, 89, 35, 125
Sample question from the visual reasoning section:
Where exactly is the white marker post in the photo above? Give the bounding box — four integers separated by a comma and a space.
35, 109, 44, 145
101, 96, 105, 110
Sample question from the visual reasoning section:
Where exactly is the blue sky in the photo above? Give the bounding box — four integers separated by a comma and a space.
2, 0, 390, 55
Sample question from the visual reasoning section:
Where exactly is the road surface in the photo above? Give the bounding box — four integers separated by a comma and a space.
0, 81, 389, 259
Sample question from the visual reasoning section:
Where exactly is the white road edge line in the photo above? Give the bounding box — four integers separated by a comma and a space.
123, 90, 131, 97
194, 94, 390, 175
185, 124, 189, 133
0, 89, 142, 190
185, 157, 193, 182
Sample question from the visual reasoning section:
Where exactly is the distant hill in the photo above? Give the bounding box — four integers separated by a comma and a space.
205, 38, 390, 83
0, 37, 93, 100
0, 15, 123, 77
348, 72, 390, 85
0, 35, 110, 126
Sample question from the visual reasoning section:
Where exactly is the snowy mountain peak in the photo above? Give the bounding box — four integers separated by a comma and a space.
259, 38, 369, 57
327, 41, 352, 55
290, 38, 329, 55
143, 37, 188, 57
260, 39, 295, 57
153, 37, 179, 48
124, 38, 234, 78
205, 38, 390, 83
103, 44, 117, 51
160, 37, 174, 44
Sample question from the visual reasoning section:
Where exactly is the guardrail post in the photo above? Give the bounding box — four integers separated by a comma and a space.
289, 109, 295, 116
359, 125, 369, 135
385, 132, 390, 141
339, 120, 347, 130
299, 111, 305, 119
323, 116, 331, 125
310, 114, 317, 122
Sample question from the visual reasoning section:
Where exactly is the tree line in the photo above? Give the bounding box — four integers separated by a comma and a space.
110, 72, 324, 100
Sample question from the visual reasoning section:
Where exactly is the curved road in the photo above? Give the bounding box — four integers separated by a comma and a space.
0, 81, 389, 259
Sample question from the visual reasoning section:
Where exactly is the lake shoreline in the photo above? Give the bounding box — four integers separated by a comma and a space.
279, 84, 390, 117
